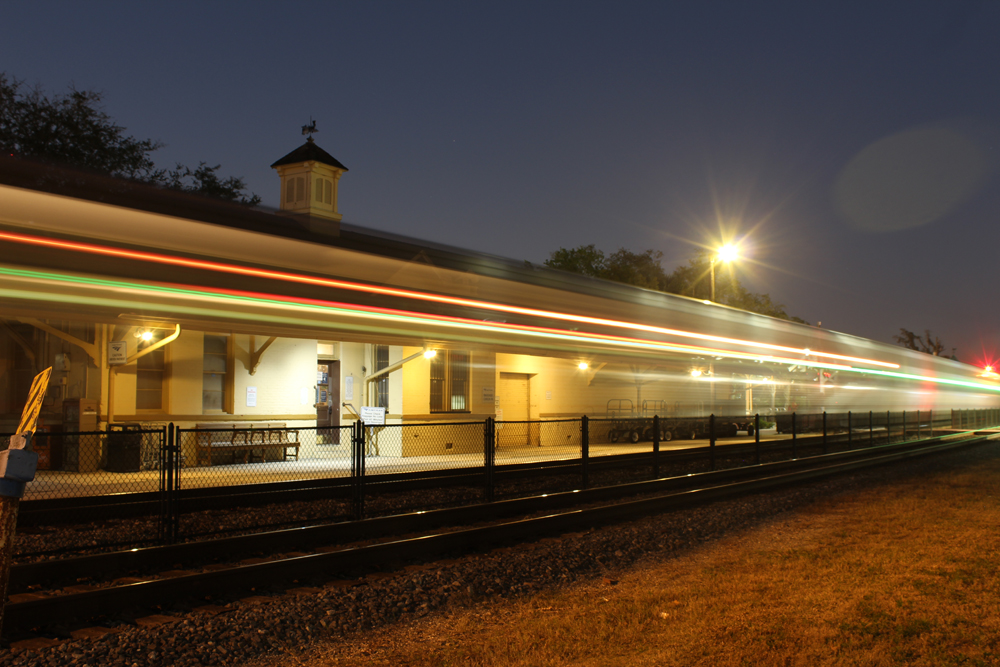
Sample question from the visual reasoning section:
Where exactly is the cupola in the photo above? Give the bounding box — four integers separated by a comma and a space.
270, 136, 348, 222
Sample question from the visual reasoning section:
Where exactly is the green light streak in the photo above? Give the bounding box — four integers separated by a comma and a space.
3, 265, 999, 393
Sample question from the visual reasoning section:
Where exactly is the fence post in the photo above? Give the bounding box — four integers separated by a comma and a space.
869, 411, 873, 447
484, 418, 495, 502
917, 410, 921, 439
754, 413, 761, 465
159, 425, 170, 544
581, 415, 589, 490
709, 414, 716, 471
159, 425, 167, 543
791, 412, 797, 459
652, 414, 660, 479
929, 409, 932, 436
848, 411, 852, 447
886, 411, 891, 444
822, 411, 828, 454
353, 421, 366, 520
902, 411, 907, 441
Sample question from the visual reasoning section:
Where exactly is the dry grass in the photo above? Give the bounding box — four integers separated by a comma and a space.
261, 453, 1000, 666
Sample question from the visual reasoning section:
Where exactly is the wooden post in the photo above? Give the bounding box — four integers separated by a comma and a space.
0, 368, 50, 634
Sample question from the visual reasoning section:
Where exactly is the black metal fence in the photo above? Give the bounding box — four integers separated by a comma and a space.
2, 407, 997, 556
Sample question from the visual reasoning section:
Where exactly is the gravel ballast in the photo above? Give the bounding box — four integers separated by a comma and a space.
2, 442, 995, 667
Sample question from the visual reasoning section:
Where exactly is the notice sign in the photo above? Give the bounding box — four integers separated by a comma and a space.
360, 406, 386, 425
345, 375, 354, 400
482, 386, 494, 403
246, 386, 258, 407
108, 341, 128, 366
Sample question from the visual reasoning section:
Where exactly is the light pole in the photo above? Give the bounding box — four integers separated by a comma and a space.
709, 244, 739, 302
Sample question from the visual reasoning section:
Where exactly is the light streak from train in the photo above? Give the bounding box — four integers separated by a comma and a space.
0, 231, 899, 370
0, 265, 852, 370
2, 264, 999, 394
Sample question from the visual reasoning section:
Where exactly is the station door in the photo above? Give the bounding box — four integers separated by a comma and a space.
497, 372, 533, 448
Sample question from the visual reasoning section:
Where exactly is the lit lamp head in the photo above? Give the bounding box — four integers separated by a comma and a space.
423, 349, 437, 359
140, 330, 153, 342
578, 362, 589, 370
716, 244, 739, 264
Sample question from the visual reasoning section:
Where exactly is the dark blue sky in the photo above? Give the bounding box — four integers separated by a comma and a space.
4, 1, 1000, 365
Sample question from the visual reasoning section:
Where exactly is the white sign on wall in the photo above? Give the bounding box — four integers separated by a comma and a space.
482, 386, 494, 403
360, 406, 386, 425
107, 341, 127, 366
246, 386, 257, 407
545, 390, 552, 400
345, 375, 354, 400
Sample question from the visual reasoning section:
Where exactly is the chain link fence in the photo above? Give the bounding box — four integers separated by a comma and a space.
3, 407, 996, 556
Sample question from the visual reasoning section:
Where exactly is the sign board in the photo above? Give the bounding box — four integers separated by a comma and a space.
344, 375, 354, 400
108, 341, 128, 366
360, 406, 386, 425
246, 386, 257, 407
16, 367, 52, 435
482, 386, 494, 403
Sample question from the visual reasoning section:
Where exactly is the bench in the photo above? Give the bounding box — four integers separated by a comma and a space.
194, 422, 300, 467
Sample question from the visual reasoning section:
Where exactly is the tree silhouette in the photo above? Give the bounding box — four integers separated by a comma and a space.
0, 73, 258, 204
894, 328, 946, 356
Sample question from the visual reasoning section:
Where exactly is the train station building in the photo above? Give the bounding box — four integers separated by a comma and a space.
0, 142, 991, 470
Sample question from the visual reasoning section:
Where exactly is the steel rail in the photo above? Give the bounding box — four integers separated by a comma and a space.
3, 432, 990, 638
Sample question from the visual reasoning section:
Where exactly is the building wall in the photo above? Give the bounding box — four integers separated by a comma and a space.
495, 352, 716, 420
338, 342, 364, 422
397, 346, 496, 456
232, 335, 316, 417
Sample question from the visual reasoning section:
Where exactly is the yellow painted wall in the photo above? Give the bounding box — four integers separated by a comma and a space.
168, 330, 204, 415
495, 353, 715, 419
402, 345, 430, 415
232, 335, 316, 416
339, 342, 364, 421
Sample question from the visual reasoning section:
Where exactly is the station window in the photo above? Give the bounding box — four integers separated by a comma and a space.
374, 345, 389, 409
136, 335, 166, 411
430, 350, 470, 413
203, 335, 228, 412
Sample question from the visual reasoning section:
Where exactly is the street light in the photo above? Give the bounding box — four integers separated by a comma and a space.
710, 244, 739, 302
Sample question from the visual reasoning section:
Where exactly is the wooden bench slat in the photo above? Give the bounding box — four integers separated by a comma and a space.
193, 422, 300, 466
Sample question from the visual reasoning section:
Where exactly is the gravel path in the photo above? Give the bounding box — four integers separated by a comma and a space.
3, 441, 993, 667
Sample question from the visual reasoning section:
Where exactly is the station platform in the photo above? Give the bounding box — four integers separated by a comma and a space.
24, 433, 786, 502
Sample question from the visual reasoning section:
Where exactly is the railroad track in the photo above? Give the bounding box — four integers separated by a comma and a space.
3, 430, 991, 640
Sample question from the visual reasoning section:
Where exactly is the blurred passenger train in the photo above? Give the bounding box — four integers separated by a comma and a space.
0, 157, 995, 433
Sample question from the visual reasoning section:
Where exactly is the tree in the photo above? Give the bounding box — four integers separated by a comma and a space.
0, 73, 258, 204
0, 73, 160, 180
544, 244, 607, 279
894, 328, 946, 355
164, 162, 261, 206
544, 244, 808, 323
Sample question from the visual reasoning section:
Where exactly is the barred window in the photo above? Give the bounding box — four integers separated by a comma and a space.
203, 335, 228, 411
374, 345, 389, 409
430, 350, 471, 413
136, 335, 165, 411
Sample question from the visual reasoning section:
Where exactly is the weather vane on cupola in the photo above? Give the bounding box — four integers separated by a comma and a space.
301, 118, 318, 142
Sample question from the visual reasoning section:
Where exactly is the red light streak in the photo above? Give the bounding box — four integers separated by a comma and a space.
0, 230, 897, 368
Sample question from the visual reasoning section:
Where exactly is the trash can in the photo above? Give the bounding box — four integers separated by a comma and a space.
106, 423, 142, 472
